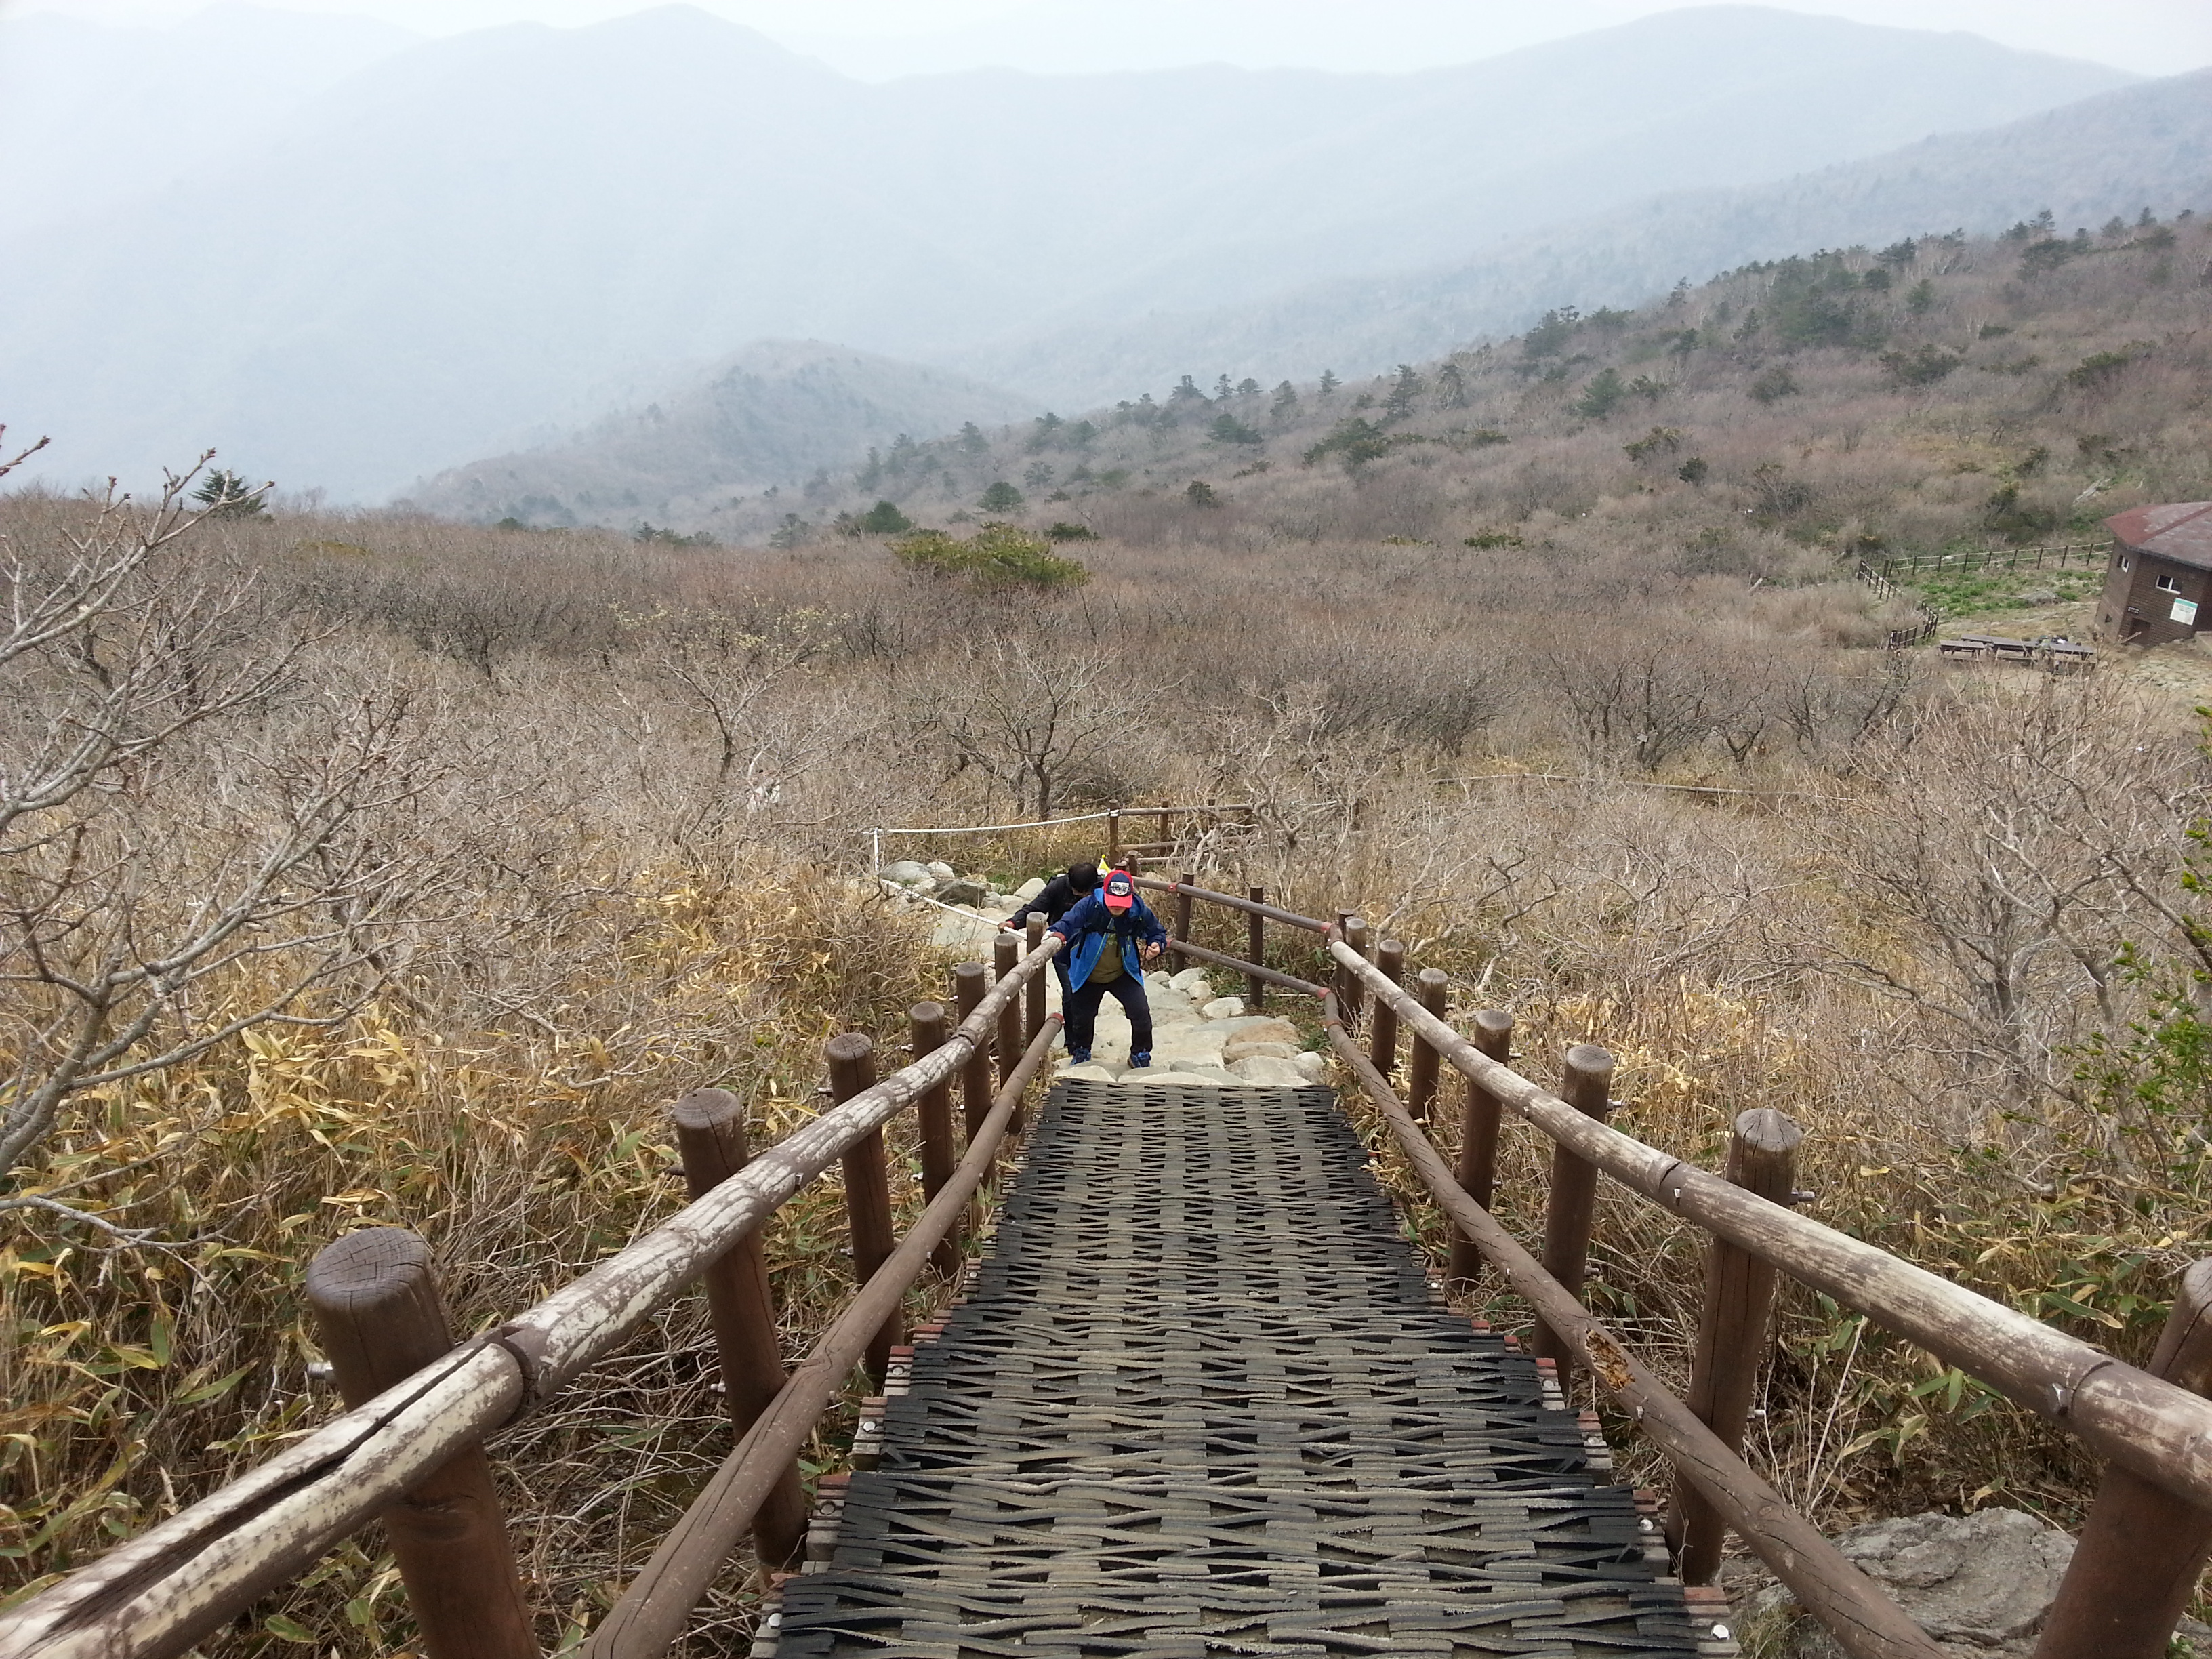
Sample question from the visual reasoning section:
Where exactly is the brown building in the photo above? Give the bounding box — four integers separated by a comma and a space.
2096, 501, 2212, 645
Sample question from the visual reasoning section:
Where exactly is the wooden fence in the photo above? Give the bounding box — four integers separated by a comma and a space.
0, 933, 1068, 1659
1872, 542, 2106, 578
1136, 878, 2212, 1659
7, 877, 2212, 1659
872, 800, 1256, 874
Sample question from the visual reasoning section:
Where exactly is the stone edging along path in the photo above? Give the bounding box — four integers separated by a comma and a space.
878, 863, 1332, 1092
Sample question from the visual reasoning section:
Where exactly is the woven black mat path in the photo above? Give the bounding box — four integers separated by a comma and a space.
774, 1080, 1713, 1658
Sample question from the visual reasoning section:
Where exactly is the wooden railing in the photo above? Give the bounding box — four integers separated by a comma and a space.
1139, 878, 2212, 1659
1874, 542, 2106, 577
0, 932, 1067, 1659
870, 800, 1256, 875
14, 874, 2212, 1659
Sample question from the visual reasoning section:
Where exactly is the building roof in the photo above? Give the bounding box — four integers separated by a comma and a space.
2108, 501, 2212, 570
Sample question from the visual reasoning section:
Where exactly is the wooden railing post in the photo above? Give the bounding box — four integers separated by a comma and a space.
1337, 916, 1369, 1030
1024, 915, 1047, 1044
908, 1004, 961, 1277
1446, 1010, 1513, 1286
2036, 1258, 2212, 1659
825, 1033, 901, 1384
304, 1229, 535, 1659
954, 961, 989, 1142
1246, 886, 1267, 1009
1107, 808, 1120, 865
670, 1089, 808, 1568
1671, 1107, 1801, 1586
992, 934, 1025, 1121
1170, 872, 1195, 970
1368, 938, 1404, 1078
1406, 967, 1446, 1123
1532, 1044, 1615, 1389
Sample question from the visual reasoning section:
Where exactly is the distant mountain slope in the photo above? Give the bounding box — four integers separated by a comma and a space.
405, 342, 1038, 529
0, 4, 2133, 500
779, 0, 2200, 81
0, 6, 422, 231
961, 67, 2212, 407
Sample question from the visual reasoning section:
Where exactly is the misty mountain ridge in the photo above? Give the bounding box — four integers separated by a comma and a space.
0, 4, 2142, 500
963, 66, 2212, 408
406, 342, 1037, 529
427, 66, 2212, 532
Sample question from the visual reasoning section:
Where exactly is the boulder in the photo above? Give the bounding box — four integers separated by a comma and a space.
1200, 996, 1247, 1020
1293, 1051, 1328, 1082
935, 878, 988, 906
880, 860, 931, 887
1747, 1509, 2088, 1658
1014, 876, 1048, 901
1222, 1018, 1303, 1062
1231, 1055, 1313, 1087
1137, 1065, 1229, 1086
1151, 1042, 1228, 1073
926, 861, 956, 882
930, 914, 998, 952
1058, 1061, 1119, 1084
1168, 968, 1214, 998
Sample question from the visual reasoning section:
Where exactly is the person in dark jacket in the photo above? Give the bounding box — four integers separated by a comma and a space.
1050, 867, 1168, 1067
1002, 862, 1099, 934
1003, 861, 1100, 1004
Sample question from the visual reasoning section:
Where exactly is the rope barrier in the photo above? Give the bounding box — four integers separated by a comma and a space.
1441, 773, 1821, 800
878, 808, 1122, 838
868, 804, 1258, 875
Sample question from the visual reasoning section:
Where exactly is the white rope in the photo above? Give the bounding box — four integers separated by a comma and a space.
878, 877, 1012, 919
877, 808, 1121, 838
874, 803, 1256, 841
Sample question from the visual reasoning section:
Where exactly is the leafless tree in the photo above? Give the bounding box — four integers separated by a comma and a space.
630, 606, 850, 844
1529, 623, 1765, 773
0, 453, 437, 1240
911, 638, 1136, 821
1807, 682, 2202, 1134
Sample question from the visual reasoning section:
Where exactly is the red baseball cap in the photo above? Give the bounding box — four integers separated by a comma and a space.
1102, 869, 1136, 911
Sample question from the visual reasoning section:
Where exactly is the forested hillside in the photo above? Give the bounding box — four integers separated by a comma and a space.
575, 211, 2210, 566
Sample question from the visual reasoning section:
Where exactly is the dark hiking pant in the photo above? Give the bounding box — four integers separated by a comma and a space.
1064, 974, 1153, 1058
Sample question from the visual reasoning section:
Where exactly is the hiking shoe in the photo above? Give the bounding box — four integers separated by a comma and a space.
1068, 1047, 1092, 1065
1128, 1051, 1151, 1068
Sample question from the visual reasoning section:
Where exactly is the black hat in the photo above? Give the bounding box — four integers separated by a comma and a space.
1068, 863, 1100, 891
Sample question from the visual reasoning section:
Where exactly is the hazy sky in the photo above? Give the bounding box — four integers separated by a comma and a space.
12, 0, 2212, 76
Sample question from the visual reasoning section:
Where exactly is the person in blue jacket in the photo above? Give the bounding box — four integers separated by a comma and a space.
1049, 866, 1168, 1067
1000, 861, 1099, 1003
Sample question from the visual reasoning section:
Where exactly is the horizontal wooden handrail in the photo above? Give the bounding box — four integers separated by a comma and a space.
587, 1012, 1064, 1659
1130, 875, 1333, 934
0, 940, 1062, 1659
1321, 997, 1942, 1659
1147, 933, 1326, 996
1328, 939, 2212, 1516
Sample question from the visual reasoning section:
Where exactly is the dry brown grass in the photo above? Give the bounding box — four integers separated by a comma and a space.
5, 211, 2212, 1653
